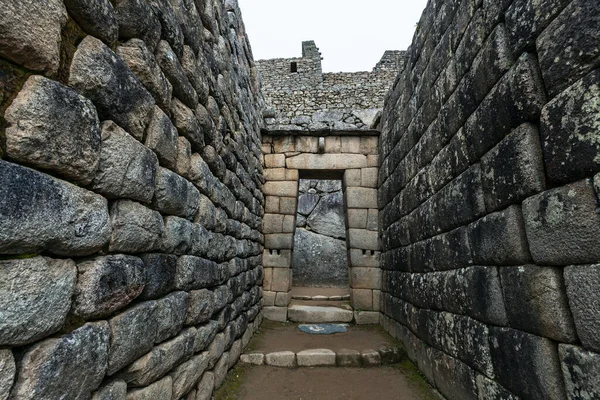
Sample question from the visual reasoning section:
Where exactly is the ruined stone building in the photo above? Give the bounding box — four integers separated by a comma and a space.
0, 0, 599, 399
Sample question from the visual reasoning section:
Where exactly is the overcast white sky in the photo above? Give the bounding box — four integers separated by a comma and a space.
237, 0, 429, 73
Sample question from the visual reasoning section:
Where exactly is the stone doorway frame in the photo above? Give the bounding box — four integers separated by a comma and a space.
261, 133, 382, 323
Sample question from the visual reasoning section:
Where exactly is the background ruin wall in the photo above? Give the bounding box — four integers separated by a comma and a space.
0, 0, 265, 398
379, 0, 600, 398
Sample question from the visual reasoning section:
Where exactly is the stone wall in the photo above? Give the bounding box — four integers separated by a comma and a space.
379, 0, 600, 398
0, 0, 264, 399
257, 41, 404, 133
261, 134, 381, 324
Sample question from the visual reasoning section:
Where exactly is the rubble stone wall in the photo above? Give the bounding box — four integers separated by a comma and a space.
257, 41, 404, 133
0, 0, 264, 399
379, 0, 600, 398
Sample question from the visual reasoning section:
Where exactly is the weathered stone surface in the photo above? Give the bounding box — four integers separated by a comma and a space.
336, 349, 362, 367
347, 187, 378, 209
4, 75, 102, 185
117, 39, 172, 112
481, 123, 546, 211
185, 289, 215, 325
476, 375, 519, 400
92, 380, 127, 400
152, 167, 199, 219
69, 36, 155, 141
74, 255, 145, 319
361, 349, 382, 367
92, 121, 158, 203
176, 256, 220, 291
213, 352, 230, 389
171, 98, 204, 151
195, 321, 219, 353
121, 328, 196, 387
126, 376, 172, 400
64, 0, 118, 44
156, 41, 198, 109
286, 153, 368, 170
540, 69, 600, 184
0, 161, 111, 256
522, 179, 600, 265
196, 371, 215, 400
307, 193, 346, 239
288, 305, 354, 323
0, 0, 67, 74
265, 351, 296, 368
348, 229, 379, 250
559, 344, 600, 400
292, 228, 349, 288
109, 200, 164, 253
489, 327, 566, 399
0, 350, 15, 400
263, 306, 288, 322
147, 0, 184, 56
108, 301, 159, 375
564, 264, 600, 353
155, 291, 189, 343
144, 107, 179, 170
12, 322, 110, 399
431, 348, 477, 400
171, 352, 210, 399
138, 254, 178, 300
500, 266, 576, 342
240, 353, 264, 365
114, 0, 161, 49
536, 0, 600, 97
0, 257, 76, 346
350, 268, 381, 290
297, 349, 336, 367
160, 216, 193, 255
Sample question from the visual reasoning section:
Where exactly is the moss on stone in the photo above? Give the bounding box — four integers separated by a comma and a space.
214, 363, 251, 400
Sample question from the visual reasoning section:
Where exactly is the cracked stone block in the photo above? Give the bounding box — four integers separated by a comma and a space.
0, 161, 111, 256
12, 322, 110, 399
0, 257, 76, 346
109, 200, 164, 253
69, 36, 155, 141
64, 0, 118, 45
73, 255, 145, 319
564, 264, 600, 353
0, 0, 67, 74
4, 75, 102, 185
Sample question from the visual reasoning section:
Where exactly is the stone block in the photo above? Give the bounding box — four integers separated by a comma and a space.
279, 197, 298, 215
264, 154, 285, 168
352, 289, 373, 310
12, 322, 109, 399
156, 40, 198, 109
373, 290, 381, 312
536, 0, 600, 97
355, 311, 380, 325
153, 167, 199, 219
185, 289, 215, 325
367, 155, 380, 167
297, 349, 336, 367
170, 98, 204, 152
476, 375, 519, 400
286, 153, 368, 170
196, 371, 214, 400
360, 136, 379, 154
500, 266, 576, 342
295, 136, 318, 153
91, 379, 127, 400
240, 353, 264, 365
144, 106, 178, 170
361, 350, 382, 367
540, 69, 600, 184
346, 187, 378, 209
324, 136, 341, 153
0, 257, 76, 346
69, 36, 155, 141
361, 168, 379, 188
350, 267, 381, 289
275, 292, 290, 307
155, 292, 188, 343
160, 216, 193, 255
138, 254, 177, 300
481, 123, 546, 212
468, 205, 532, 265
263, 268, 273, 291
175, 256, 220, 291
341, 137, 361, 153
265, 196, 280, 213
288, 305, 353, 323
4, 75, 101, 185
271, 268, 292, 292
349, 249, 380, 268
126, 376, 172, 400
109, 200, 164, 253
265, 351, 296, 367
348, 209, 368, 229
367, 209, 378, 231
264, 168, 286, 181
344, 169, 362, 187
265, 234, 294, 249
195, 321, 219, 353
175, 137, 192, 177
114, 0, 160, 48
565, 264, 600, 352
263, 213, 284, 234
379, 346, 403, 365
73, 255, 145, 319
263, 181, 298, 197
336, 349, 362, 367
273, 136, 295, 153
559, 344, 600, 400
522, 179, 600, 265
0, 350, 15, 400
489, 327, 566, 399
0, 0, 66, 74
107, 301, 159, 375
348, 229, 379, 250
431, 348, 477, 400
263, 306, 288, 322
171, 352, 210, 399
0, 161, 111, 256
263, 291, 276, 306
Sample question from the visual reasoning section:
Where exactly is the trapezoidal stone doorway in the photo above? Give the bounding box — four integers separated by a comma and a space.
261, 134, 381, 324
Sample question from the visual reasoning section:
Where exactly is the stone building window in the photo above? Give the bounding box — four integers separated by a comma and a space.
290, 62, 298, 73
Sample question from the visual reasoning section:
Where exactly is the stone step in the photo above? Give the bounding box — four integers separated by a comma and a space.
288, 304, 354, 323
291, 294, 351, 301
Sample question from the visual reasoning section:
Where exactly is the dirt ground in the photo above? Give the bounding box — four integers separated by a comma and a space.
216, 363, 439, 400
247, 320, 394, 353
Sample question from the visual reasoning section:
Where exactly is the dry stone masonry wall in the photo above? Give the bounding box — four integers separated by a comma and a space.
379, 0, 600, 398
0, 0, 265, 399
257, 41, 405, 133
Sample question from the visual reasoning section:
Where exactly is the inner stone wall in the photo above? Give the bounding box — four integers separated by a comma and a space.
0, 0, 264, 399
379, 0, 600, 398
